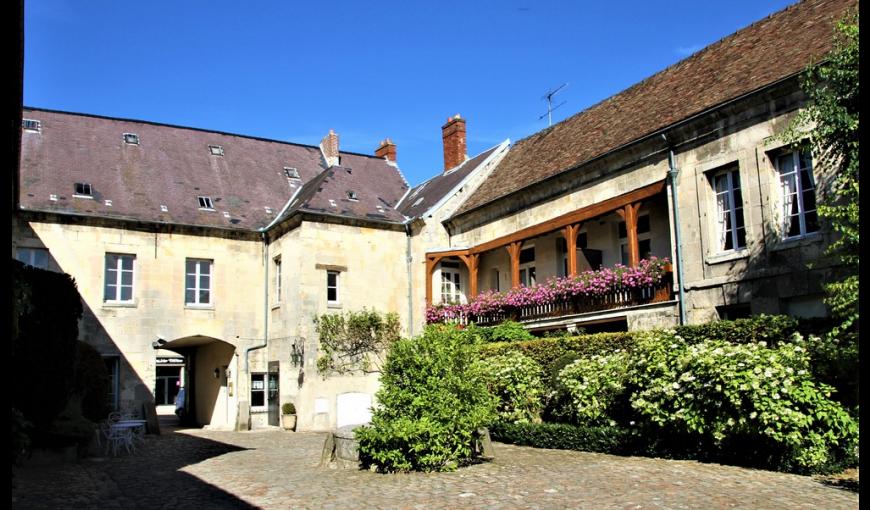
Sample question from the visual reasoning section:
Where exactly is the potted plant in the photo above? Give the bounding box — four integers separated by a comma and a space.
281, 402, 297, 431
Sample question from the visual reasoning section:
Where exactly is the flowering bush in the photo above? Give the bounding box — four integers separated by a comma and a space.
557, 351, 631, 426
479, 352, 545, 424
628, 330, 858, 473
426, 257, 670, 324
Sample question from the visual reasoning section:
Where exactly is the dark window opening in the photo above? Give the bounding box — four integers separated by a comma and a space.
74, 182, 93, 196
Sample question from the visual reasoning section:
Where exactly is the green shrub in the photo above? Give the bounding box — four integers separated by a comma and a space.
355, 324, 497, 472
489, 421, 631, 454
480, 332, 635, 371
629, 330, 858, 473
479, 352, 545, 424
674, 314, 799, 346
282, 403, 296, 415
557, 351, 631, 426
488, 321, 534, 342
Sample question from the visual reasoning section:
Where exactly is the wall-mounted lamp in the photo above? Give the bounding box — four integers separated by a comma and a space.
213, 368, 221, 379
291, 343, 304, 367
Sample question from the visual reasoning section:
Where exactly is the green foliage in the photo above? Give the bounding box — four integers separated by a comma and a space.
557, 351, 631, 426
489, 421, 631, 455
74, 341, 110, 423
480, 332, 635, 371
478, 352, 545, 424
314, 308, 401, 375
11, 260, 83, 444
674, 314, 799, 346
488, 321, 535, 342
281, 402, 296, 415
778, 12, 859, 341
355, 324, 497, 472
628, 330, 858, 473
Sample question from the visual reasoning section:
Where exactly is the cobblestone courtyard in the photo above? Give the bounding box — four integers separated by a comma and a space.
12, 426, 858, 510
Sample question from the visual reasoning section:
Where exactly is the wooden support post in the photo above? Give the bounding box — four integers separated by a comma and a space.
505, 241, 523, 288
424, 256, 443, 306
562, 223, 581, 277
459, 253, 480, 298
616, 202, 642, 267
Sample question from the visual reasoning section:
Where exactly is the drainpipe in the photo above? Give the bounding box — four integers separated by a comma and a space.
404, 222, 414, 337
664, 136, 688, 326
245, 231, 269, 373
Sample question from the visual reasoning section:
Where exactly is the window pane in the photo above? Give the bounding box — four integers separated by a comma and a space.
185, 289, 195, 304
33, 250, 48, 269
799, 151, 812, 170
805, 211, 819, 233
735, 208, 745, 229
199, 290, 210, 304
519, 248, 535, 264
105, 283, 116, 301
186, 274, 196, 289
731, 170, 741, 188
800, 167, 815, 190
618, 221, 627, 239
639, 239, 652, 259
637, 215, 650, 234
714, 174, 728, 193
736, 227, 746, 248
732, 187, 742, 207
252, 392, 264, 407
200, 262, 211, 276
802, 189, 817, 212
121, 271, 133, 286
121, 286, 132, 301
199, 274, 210, 291
121, 256, 133, 270
327, 287, 337, 302
787, 215, 801, 237
327, 272, 337, 287
186, 260, 196, 273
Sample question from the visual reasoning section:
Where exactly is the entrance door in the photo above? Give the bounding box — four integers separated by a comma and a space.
267, 361, 279, 427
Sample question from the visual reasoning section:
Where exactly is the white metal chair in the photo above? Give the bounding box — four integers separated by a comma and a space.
104, 425, 136, 456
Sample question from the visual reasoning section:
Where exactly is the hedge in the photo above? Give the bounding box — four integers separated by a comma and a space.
479, 332, 634, 371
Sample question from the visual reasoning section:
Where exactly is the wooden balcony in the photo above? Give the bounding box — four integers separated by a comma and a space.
454, 270, 673, 327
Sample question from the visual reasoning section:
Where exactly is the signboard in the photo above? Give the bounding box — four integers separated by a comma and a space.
156, 357, 184, 365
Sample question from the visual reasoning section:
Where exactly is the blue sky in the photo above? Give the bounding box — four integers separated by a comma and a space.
24, 0, 796, 186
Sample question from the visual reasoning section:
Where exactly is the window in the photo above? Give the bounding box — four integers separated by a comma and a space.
619, 214, 652, 265
185, 258, 213, 306
251, 373, 265, 408
346, 190, 358, 201
711, 167, 746, 252
123, 133, 139, 145
22, 119, 41, 132
74, 182, 93, 197
16, 247, 49, 269
717, 304, 751, 320
327, 270, 340, 304
274, 256, 282, 302
492, 269, 500, 292
198, 196, 214, 210
284, 167, 300, 179
776, 150, 818, 238
519, 247, 536, 287
104, 356, 120, 411
208, 145, 224, 156
104, 254, 135, 302
440, 261, 462, 304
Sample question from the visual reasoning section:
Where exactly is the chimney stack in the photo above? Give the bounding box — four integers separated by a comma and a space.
375, 138, 397, 162
441, 114, 467, 172
320, 129, 340, 167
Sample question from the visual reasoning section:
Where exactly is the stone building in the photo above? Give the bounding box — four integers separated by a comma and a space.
12, 0, 853, 431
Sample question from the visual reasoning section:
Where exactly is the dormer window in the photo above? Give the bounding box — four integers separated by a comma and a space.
346, 191, 358, 201
208, 145, 224, 156
198, 196, 214, 210
74, 182, 93, 197
284, 167, 300, 179
123, 133, 139, 145
22, 119, 41, 132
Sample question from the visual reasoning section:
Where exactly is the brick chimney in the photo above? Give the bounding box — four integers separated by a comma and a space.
442, 114, 467, 172
375, 138, 397, 162
320, 129, 340, 167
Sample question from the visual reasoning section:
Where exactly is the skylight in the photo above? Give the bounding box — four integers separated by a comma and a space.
74, 182, 93, 197
346, 191, 358, 201
284, 167, 300, 179
22, 119, 40, 132
208, 145, 224, 156
123, 133, 139, 145
198, 196, 214, 209
412, 197, 424, 207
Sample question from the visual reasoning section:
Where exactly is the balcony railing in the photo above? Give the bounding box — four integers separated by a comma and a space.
469, 271, 673, 326
427, 259, 674, 327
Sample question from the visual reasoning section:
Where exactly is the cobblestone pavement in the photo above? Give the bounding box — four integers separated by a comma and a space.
12, 426, 858, 510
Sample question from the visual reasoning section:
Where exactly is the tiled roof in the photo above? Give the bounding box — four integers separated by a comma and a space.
397, 143, 503, 219
18, 108, 408, 231
455, 0, 855, 217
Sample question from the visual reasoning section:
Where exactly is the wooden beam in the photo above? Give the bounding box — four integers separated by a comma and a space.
470, 180, 665, 255
616, 202, 642, 267
562, 223, 581, 276
459, 253, 480, 298
424, 254, 447, 307
506, 241, 523, 288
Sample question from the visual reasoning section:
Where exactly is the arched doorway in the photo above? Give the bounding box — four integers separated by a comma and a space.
156, 335, 238, 430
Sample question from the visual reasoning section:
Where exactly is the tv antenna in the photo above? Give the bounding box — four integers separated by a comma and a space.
539, 83, 568, 127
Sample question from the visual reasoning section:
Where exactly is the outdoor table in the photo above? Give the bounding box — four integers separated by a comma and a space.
112, 420, 147, 443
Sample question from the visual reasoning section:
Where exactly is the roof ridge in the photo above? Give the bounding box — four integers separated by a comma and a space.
23, 106, 389, 160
